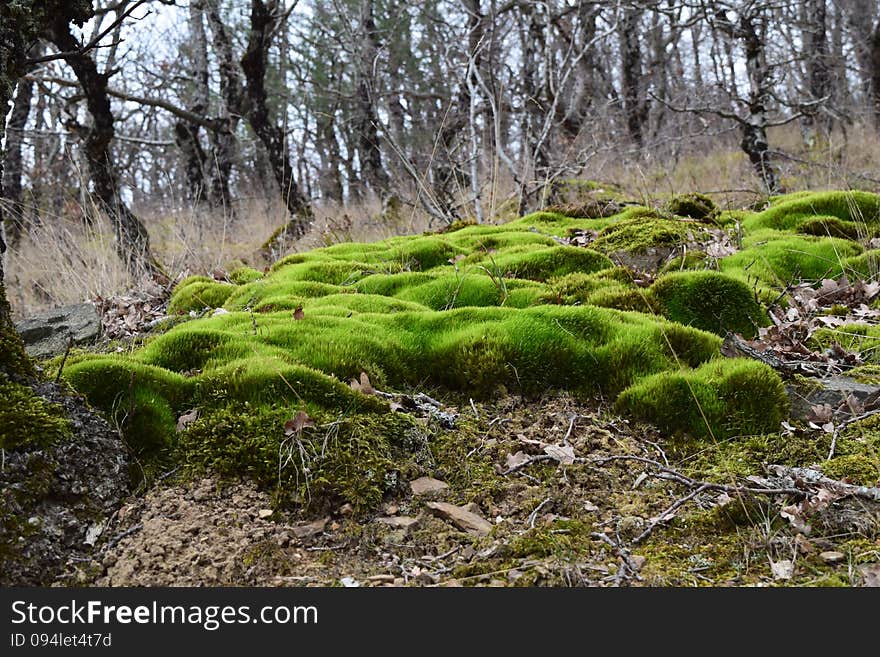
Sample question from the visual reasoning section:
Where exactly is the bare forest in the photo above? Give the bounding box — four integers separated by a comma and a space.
5, 0, 880, 312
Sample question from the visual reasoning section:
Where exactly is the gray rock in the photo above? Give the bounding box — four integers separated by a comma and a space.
409, 476, 449, 496
15, 303, 101, 359
609, 246, 677, 272
0, 382, 129, 586
425, 501, 492, 536
786, 376, 880, 421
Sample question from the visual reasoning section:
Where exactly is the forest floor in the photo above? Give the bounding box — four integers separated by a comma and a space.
81, 391, 879, 587
11, 188, 880, 587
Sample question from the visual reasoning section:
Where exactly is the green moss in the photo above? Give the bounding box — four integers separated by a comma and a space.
485, 246, 612, 282
616, 358, 788, 440
650, 271, 767, 338
720, 233, 861, 290
168, 279, 236, 314
842, 250, 880, 280
798, 216, 866, 240
503, 519, 594, 559
659, 251, 712, 274
0, 286, 35, 379
822, 455, 879, 485
229, 267, 264, 284
666, 193, 718, 222
846, 364, 880, 384
591, 212, 707, 255
545, 199, 621, 219
810, 324, 880, 360
437, 219, 477, 233
179, 403, 420, 511
747, 190, 880, 232
0, 379, 72, 450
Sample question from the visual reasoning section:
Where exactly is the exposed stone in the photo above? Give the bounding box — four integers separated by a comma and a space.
786, 376, 880, 421
0, 382, 129, 586
410, 476, 449, 496
609, 246, 676, 273
290, 517, 328, 539
425, 501, 492, 536
376, 516, 419, 529
14, 303, 101, 359
819, 551, 845, 564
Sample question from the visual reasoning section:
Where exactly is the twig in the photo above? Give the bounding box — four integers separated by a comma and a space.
469, 398, 479, 420
563, 414, 577, 444
55, 335, 75, 383
104, 523, 143, 550
500, 454, 556, 475
590, 532, 642, 584
527, 497, 553, 529
632, 485, 711, 545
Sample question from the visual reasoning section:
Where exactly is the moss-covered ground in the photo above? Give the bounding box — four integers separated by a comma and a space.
32, 189, 880, 586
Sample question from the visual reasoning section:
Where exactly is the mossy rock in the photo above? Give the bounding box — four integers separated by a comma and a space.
178, 403, 420, 511
616, 358, 789, 440
168, 278, 236, 314
651, 271, 767, 338
666, 193, 718, 222
0, 378, 72, 451
748, 191, 880, 232
822, 455, 879, 486
545, 199, 622, 219
591, 212, 707, 255
798, 216, 866, 240
229, 267, 264, 284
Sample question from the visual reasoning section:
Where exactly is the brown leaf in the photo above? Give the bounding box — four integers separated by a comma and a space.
350, 371, 374, 395
543, 443, 576, 465
176, 409, 200, 432
505, 451, 529, 469
293, 305, 305, 320
284, 410, 315, 436
859, 563, 880, 587
808, 404, 834, 423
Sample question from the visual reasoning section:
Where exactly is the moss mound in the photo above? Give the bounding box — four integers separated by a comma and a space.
590, 211, 708, 255
59, 189, 880, 510
651, 271, 767, 338
616, 358, 789, 440
666, 193, 718, 222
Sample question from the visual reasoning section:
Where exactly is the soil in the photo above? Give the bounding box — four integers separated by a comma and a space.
76, 393, 880, 587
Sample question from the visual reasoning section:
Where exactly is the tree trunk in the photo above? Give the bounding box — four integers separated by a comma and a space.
355, 0, 390, 195
241, 0, 312, 241
620, 6, 647, 147
48, 19, 160, 276
871, 19, 880, 129
203, 0, 242, 213
174, 0, 213, 208
173, 120, 210, 205
1, 77, 34, 248
802, 0, 830, 143
0, 78, 35, 380
739, 13, 781, 194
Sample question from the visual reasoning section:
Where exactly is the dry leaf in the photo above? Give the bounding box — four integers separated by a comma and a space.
543, 443, 576, 465
350, 371, 374, 395
176, 409, 200, 432
859, 563, 880, 587
780, 504, 811, 534
284, 410, 315, 437
505, 451, 529, 469
770, 558, 794, 580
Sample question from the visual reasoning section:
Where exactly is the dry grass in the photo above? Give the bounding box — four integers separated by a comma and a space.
6, 126, 880, 319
